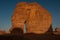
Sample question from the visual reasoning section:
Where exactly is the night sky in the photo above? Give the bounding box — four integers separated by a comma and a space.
0, 0, 60, 32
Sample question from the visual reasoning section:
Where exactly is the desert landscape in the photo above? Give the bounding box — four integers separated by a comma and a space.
0, 2, 60, 40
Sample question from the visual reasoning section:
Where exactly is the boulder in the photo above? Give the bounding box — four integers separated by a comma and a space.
10, 2, 52, 34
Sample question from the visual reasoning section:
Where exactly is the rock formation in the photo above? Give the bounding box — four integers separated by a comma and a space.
10, 2, 52, 34
0, 30, 7, 35
55, 27, 60, 32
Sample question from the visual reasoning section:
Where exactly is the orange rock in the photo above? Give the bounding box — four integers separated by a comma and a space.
10, 2, 52, 34
0, 30, 7, 35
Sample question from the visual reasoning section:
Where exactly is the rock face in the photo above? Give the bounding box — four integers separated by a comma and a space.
10, 2, 52, 34
10, 2, 27, 32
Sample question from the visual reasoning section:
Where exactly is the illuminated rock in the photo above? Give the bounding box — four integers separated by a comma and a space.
10, 2, 28, 32
26, 2, 52, 34
10, 2, 52, 34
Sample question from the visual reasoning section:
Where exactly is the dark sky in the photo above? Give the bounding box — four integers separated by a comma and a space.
0, 0, 60, 31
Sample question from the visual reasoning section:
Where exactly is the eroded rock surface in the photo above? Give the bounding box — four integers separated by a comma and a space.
10, 2, 52, 34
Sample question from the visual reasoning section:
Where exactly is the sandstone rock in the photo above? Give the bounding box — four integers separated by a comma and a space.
0, 30, 7, 35
10, 2, 28, 32
10, 2, 52, 34
55, 27, 60, 32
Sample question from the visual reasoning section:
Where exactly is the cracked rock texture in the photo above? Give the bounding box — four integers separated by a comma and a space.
10, 2, 52, 34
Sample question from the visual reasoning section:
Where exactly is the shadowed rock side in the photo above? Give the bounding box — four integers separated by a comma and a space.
10, 2, 52, 34
10, 28, 23, 35
46, 25, 53, 34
